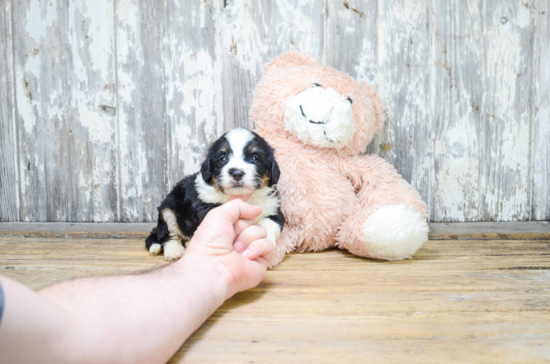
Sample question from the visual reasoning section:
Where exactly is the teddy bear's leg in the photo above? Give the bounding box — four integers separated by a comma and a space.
336, 204, 429, 261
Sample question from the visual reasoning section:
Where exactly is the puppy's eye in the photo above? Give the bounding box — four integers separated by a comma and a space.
251, 156, 259, 162
347, 97, 353, 104
219, 156, 227, 162
312, 83, 322, 88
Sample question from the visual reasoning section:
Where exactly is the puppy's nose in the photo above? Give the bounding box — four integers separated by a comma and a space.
229, 168, 245, 181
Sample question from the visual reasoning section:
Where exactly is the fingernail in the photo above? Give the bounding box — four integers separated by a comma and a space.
234, 241, 244, 252
242, 248, 251, 258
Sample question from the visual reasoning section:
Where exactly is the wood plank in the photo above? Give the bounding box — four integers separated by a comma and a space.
428, 221, 550, 240
532, 0, 550, 220
1, 222, 549, 240
372, 0, 431, 210
220, 0, 325, 130
12, 0, 118, 222
163, 0, 224, 189
482, 0, 535, 221
376, 0, 431, 208
432, 0, 484, 221
13, 0, 64, 221
1, 236, 549, 363
66, 0, 118, 222
115, 0, 167, 222
326, 0, 376, 78
0, 0, 19, 222
0, 222, 155, 239
67, 0, 118, 222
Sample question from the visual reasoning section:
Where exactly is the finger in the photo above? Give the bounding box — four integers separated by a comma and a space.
242, 238, 273, 260
233, 225, 267, 253
233, 219, 255, 240
254, 256, 270, 270
206, 199, 262, 224
228, 194, 253, 203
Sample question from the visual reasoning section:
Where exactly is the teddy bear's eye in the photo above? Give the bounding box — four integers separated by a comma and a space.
347, 97, 353, 104
312, 83, 322, 88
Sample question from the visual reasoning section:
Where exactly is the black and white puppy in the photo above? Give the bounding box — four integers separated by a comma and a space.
145, 128, 284, 261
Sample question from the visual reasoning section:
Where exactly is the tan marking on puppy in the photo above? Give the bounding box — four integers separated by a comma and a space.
161, 209, 186, 261
261, 173, 270, 188
247, 144, 260, 154
212, 176, 223, 192
161, 208, 184, 239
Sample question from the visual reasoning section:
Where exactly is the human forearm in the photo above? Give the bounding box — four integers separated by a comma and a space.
35, 257, 229, 364
0, 200, 270, 364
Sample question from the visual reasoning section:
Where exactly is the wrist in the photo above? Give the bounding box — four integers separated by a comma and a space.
173, 253, 232, 305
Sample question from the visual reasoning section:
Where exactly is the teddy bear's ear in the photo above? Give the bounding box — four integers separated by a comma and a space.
264, 51, 319, 72
360, 81, 385, 133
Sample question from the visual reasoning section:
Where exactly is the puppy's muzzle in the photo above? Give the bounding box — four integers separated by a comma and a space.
229, 168, 245, 181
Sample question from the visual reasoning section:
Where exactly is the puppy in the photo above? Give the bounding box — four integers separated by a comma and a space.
145, 128, 284, 261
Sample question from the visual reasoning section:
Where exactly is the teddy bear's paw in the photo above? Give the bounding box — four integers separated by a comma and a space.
361, 204, 429, 261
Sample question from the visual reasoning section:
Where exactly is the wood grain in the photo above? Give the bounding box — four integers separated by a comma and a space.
1, 1, 549, 222
2, 221, 549, 240
532, 0, 550, 220
374, 0, 432, 210
483, 0, 534, 221
1, 236, 549, 363
0, 0, 19, 222
163, 0, 224, 190
12, 0, 64, 221
12, 0, 118, 222
220, 0, 326, 130
115, 0, 168, 222
432, 0, 485, 222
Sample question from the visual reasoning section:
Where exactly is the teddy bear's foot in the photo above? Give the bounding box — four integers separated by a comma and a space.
337, 204, 429, 261
361, 204, 428, 260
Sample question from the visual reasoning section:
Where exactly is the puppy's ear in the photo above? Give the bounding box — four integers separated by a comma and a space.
267, 153, 281, 187
200, 158, 213, 184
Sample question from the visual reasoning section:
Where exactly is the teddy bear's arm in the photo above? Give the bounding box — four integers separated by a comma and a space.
341, 154, 428, 218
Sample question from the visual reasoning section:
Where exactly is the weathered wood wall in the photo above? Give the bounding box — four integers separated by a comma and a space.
0, 0, 548, 222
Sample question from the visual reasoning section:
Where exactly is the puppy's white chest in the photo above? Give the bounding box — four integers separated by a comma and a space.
248, 186, 280, 222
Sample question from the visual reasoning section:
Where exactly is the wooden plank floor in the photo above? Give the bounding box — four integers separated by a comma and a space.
1, 225, 550, 363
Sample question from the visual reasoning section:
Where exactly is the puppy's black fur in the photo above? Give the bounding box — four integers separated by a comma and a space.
145, 129, 284, 257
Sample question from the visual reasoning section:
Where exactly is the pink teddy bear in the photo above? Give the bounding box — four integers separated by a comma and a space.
251, 51, 429, 268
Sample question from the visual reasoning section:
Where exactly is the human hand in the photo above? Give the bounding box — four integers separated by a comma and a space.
180, 198, 273, 300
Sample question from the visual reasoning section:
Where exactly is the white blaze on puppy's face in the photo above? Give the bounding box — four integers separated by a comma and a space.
284, 86, 356, 150
219, 128, 258, 195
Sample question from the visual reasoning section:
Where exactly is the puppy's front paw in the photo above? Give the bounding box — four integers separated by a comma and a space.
149, 243, 162, 255
163, 241, 185, 261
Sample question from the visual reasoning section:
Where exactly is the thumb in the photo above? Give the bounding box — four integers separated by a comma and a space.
208, 199, 262, 224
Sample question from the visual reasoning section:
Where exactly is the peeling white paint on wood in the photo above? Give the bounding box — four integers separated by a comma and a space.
220, 0, 326, 130
432, 0, 485, 222
0, 0, 20, 222
376, 0, 431, 213
0, 0, 548, 222
532, 0, 550, 220
483, 0, 534, 221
